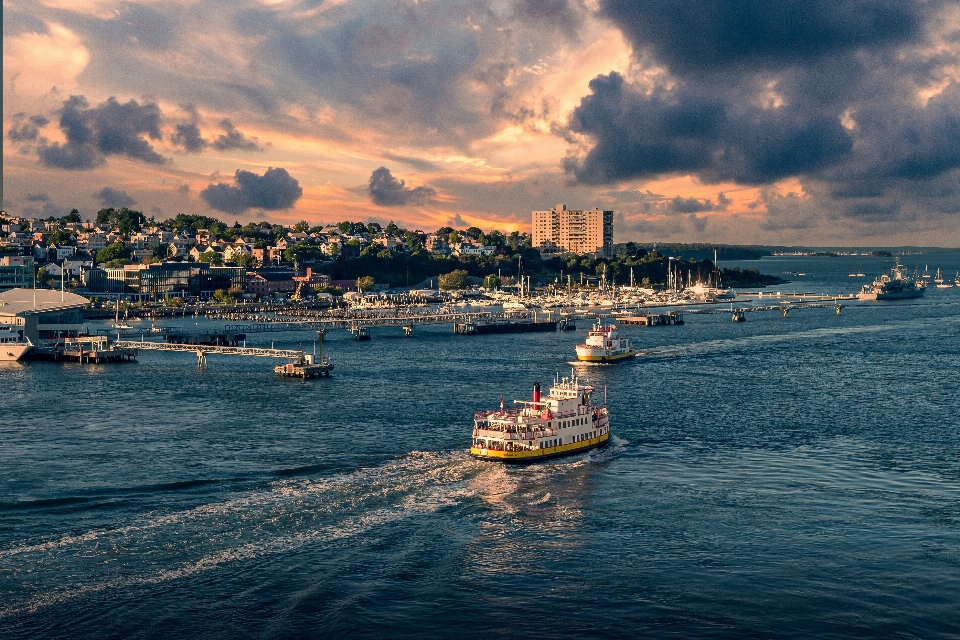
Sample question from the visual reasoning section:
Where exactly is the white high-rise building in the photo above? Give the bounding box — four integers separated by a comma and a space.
532, 204, 613, 258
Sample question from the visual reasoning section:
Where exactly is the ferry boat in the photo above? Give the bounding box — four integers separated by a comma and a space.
0, 325, 32, 361
575, 322, 637, 362
857, 259, 926, 300
470, 372, 610, 463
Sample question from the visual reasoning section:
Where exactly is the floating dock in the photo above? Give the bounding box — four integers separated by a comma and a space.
453, 320, 557, 335
618, 312, 684, 326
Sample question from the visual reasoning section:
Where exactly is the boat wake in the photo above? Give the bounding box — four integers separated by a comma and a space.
0, 442, 622, 619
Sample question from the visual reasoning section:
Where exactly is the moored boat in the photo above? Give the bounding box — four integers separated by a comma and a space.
575, 322, 636, 362
0, 325, 33, 361
470, 372, 610, 463
857, 259, 926, 300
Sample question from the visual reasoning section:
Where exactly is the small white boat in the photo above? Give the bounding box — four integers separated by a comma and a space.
575, 323, 637, 363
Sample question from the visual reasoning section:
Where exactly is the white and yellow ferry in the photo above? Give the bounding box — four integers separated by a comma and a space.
575, 323, 636, 362
470, 371, 610, 463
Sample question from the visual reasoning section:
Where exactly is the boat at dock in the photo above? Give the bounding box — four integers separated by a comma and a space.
0, 325, 32, 361
575, 323, 636, 362
857, 259, 926, 300
470, 372, 610, 463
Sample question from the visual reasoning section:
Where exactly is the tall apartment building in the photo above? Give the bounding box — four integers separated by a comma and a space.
532, 204, 613, 258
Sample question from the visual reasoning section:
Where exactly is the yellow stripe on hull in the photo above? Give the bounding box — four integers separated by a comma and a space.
470, 432, 610, 463
576, 350, 636, 362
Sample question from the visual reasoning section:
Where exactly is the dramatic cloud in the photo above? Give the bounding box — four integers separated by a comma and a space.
26, 192, 50, 202
564, 0, 960, 227
8, 113, 49, 142
200, 167, 302, 214
564, 71, 853, 185
95, 187, 137, 208
211, 120, 262, 152
368, 167, 436, 206
600, 0, 924, 73
38, 96, 165, 170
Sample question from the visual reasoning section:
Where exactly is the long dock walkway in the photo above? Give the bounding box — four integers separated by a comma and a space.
113, 340, 304, 358
223, 310, 544, 334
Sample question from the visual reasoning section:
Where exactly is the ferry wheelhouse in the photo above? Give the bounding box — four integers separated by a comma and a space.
575, 323, 636, 362
470, 371, 610, 463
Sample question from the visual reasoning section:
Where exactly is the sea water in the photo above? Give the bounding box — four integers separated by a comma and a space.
2, 254, 959, 639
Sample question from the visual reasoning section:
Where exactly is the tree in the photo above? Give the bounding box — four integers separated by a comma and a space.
448, 231, 461, 244
357, 275, 375, 292
385, 221, 400, 235
464, 226, 483, 240
61, 209, 82, 224
36, 267, 51, 288
439, 269, 469, 290
232, 253, 258, 269
337, 221, 353, 234
367, 222, 382, 235
197, 251, 224, 266
96, 243, 131, 265
213, 289, 232, 304
483, 274, 501, 289
284, 243, 322, 265
141, 256, 160, 265
293, 220, 310, 233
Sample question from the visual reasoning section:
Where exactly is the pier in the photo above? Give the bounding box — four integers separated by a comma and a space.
113, 338, 333, 375
26, 337, 138, 364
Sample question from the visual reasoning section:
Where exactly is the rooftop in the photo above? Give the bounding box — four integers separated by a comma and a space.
0, 288, 90, 317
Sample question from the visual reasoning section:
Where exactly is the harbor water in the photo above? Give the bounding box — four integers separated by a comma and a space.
2, 254, 960, 638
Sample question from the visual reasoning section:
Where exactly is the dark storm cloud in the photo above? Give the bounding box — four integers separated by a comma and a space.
564, 72, 853, 185
8, 114, 49, 142
368, 167, 436, 206
26, 192, 50, 202
211, 120, 263, 152
38, 96, 165, 170
95, 187, 137, 208
200, 167, 303, 214
599, 0, 924, 73
563, 0, 960, 227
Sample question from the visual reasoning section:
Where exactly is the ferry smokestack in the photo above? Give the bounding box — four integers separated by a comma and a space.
532, 382, 541, 406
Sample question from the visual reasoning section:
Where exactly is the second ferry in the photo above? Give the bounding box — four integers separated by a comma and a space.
575, 322, 637, 362
470, 371, 611, 463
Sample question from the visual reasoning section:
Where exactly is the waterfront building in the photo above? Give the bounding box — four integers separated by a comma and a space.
0, 288, 88, 343
246, 270, 297, 298
102, 262, 246, 299
532, 204, 613, 258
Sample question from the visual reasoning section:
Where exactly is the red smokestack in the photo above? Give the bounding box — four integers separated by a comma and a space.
532, 382, 541, 406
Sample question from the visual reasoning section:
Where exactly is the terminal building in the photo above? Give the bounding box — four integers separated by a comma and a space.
0, 288, 89, 343
532, 204, 613, 258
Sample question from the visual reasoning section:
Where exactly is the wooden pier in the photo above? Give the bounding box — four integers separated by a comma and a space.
26, 337, 138, 364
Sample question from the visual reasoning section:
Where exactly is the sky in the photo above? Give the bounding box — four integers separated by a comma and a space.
4, 0, 960, 246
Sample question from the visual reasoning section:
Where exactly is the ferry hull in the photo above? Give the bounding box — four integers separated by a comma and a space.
857, 289, 925, 300
470, 432, 610, 464
0, 344, 32, 361
575, 350, 637, 363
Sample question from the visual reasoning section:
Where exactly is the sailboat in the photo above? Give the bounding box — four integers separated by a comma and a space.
856, 263, 864, 277
113, 301, 132, 329
922, 265, 931, 279
935, 267, 953, 288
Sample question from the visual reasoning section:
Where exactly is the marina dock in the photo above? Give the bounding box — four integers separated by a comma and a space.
26, 337, 138, 364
